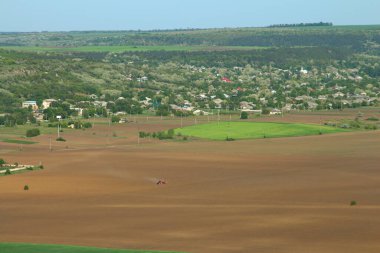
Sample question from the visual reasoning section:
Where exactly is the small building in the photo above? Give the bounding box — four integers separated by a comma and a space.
22, 101, 38, 111
42, 99, 57, 109
270, 109, 282, 115
221, 77, 232, 83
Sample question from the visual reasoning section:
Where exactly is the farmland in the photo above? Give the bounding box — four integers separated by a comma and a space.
1, 110, 380, 253
175, 122, 349, 140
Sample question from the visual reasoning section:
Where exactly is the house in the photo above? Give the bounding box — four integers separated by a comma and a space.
93, 101, 108, 107
213, 98, 223, 109
193, 110, 210, 116
270, 109, 282, 115
221, 77, 232, 83
42, 99, 57, 109
300, 67, 308, 75
241, 109, 262, 114
333, 92, 345, 98
318, 95, 327, 101
22, 101, 38, 111
89, 94, 98, 100
239, 101, 255, 110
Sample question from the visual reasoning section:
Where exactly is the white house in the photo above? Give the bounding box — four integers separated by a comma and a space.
22, 101, 38, 110
42, 99, 57, 109
270, 109, 282, 115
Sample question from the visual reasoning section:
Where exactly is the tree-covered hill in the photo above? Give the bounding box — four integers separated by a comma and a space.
1, 25, 380, 53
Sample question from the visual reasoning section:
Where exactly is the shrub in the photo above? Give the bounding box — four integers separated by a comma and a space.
111, 115, 120, 123
83, 122, 92, 128
240, 111, 248, 120
24, 185, 29, 191
167, 129, 175, 137
74, 121, 82, 129
225, 136, 235, 141
366, 117, 379, 121
139, 131, 149, 138
349, 121, 361, 129
26, 166, 34, 170
26, 128, 40, 137
0, 158, 6, 167
364, 124, 378, 130
56, 137, 66, 142
350, 200, 357, 206
5, 169, 11, 175
39, 165, 44, 169
183, 136, 188, 141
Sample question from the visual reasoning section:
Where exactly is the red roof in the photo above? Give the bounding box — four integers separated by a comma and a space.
222, 77, 232, 83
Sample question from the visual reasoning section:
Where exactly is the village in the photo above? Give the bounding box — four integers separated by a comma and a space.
17, 63, 379, 124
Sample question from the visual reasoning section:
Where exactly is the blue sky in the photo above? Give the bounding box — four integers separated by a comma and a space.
0, 0, 379, 31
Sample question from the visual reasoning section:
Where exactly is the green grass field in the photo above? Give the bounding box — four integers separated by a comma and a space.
0, 243, 182, 253
1, 139, 38, 144
0, 45, 268, 53
175, 122, 349, 140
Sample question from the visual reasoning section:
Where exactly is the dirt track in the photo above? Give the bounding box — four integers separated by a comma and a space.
1, 111, 380, 253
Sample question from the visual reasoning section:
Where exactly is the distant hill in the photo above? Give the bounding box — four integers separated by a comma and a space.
1, 25, 380, 52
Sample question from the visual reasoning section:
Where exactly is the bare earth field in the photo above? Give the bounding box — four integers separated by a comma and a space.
1, 110, 380, 253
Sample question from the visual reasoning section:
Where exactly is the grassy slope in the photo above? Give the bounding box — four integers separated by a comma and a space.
175, 122, 349, 140
0, 243, 182, 253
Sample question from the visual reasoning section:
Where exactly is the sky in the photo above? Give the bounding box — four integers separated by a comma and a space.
0, 0, 379, 32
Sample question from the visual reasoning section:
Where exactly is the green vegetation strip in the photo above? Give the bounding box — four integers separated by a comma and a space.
175, 122, 349, 140
0, 243, 182, 253
0, 45, 268, 53
1, 139, 38, 144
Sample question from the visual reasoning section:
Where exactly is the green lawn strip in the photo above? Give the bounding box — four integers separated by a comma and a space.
175, 122, 349, 140
0, 243, 182, 253
1, 139, 38, 144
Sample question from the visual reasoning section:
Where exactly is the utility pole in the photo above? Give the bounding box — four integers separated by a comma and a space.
56, 115, 62, 139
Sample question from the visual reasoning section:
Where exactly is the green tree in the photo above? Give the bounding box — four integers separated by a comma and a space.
0, 158, 6, 167
240, 111, 248, 119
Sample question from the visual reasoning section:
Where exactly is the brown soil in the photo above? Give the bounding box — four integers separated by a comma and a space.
1, 110, 380, 253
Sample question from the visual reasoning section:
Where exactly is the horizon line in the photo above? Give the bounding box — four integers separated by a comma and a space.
1, 23, 380, 34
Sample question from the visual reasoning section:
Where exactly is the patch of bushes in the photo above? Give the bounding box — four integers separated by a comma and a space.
324, 122, 337, 127
24, 185, 29, 191
0, 158, 6, 167
366, 117, 379, 121
5, 169, 11, 175
240, 111, 248, 120
349, 120, 361, 129
350, 200, 357, 206
225, 136, 235, 141
111, 115, 120, 123
83, 122, 92, 128
56, 137, 66, 142
139, 131, 151, 138
26, 128, 40, 137
364, 124, 378, 130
